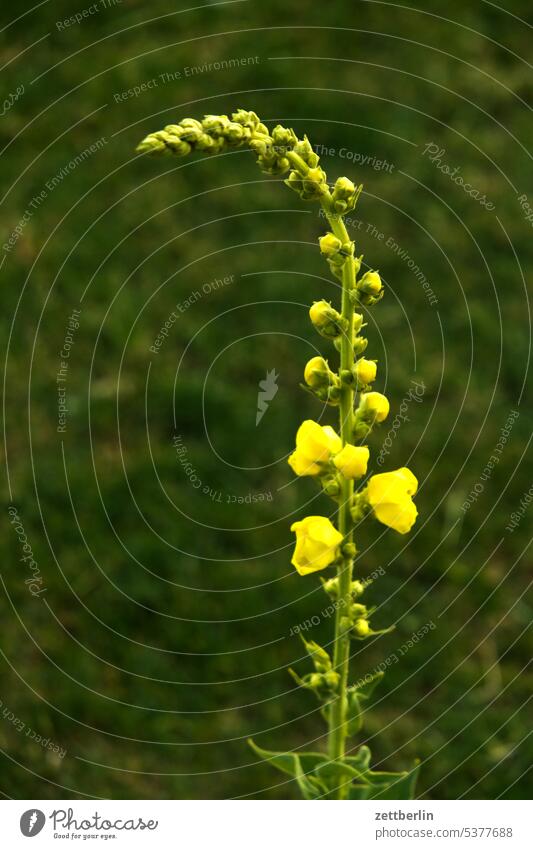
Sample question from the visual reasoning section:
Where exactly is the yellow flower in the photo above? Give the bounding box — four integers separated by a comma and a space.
333, 444, 369, 479
288, 420, 342, 476
290, 516, 343, 575
304, 356, 331, 388
359, 391, 390, 423
367, 468, 418, 534
354, 358, 377, 386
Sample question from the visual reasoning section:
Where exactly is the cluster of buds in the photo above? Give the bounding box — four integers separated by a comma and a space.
340, 601, 393, 641
136, 110, 269, 159
289, 637, 339, 700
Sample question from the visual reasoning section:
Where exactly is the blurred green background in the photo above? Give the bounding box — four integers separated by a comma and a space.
1, 0, 531, 800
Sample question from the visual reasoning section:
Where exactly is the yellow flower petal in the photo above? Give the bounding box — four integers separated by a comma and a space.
333, 445, 369, 479
367, 467, 418, 534
290, 516, 343, 575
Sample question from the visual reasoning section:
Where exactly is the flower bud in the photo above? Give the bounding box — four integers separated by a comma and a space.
304, 356, 334, 389
341, 542, 357, 558
271, 124, 297, 152
293, 136, 320, 167
351, 580, 365, 598
309, 300, 345, 339
359, 270, 382, 295
302, 167, 328, 199
231, 109, 265, 131
353, 313, 365, 334
331, 176, 362, 215
319, 233, 342, 258
177, 117, 204, 143
353, 336, 368, 355
358, 391, 390, 423
353, 358, 377, 388
353, 619, 370, 637
322, 476, 341, 498
357, 270, 384, 305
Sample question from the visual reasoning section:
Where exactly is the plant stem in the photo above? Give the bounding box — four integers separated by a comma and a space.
323, 204, 356, 798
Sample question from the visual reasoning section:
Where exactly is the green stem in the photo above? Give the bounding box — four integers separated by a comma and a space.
287, 146, 358, 797
323, 203, 356, 798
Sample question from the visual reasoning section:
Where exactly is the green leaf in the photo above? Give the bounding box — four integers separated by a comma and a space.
345, 744, 372, 771
349, 783, 373, 800
248, 740, 329, 798
299, 635, 332, 673
345, 671, 385, 736
365, 762, 420, 800
355, 670, 385, 701
314, 760, 368, 797
345, 690, 363, 736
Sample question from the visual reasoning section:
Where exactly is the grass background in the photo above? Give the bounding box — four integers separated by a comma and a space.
1, 0, 531, 799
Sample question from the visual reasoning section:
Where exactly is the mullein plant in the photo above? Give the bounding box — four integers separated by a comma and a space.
137, 111, 420, 800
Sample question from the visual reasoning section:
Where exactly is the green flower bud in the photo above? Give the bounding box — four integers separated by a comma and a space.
177, 117, 204, 143
271, 124, 298, 151
341, 542, 357, 558
351, 580, 366, 598
353, 358, 377, 388
322, 476, 341, 498
293, 136, 320, 168
319, 233, 342, 258
359, 270, 382, 295
353, 336, 368, 355
331, 176, 362, 215
351, 490, 371, 522
304, 356, 335, 389
309, 300, 345, 339
136, 132, 173, 156
353, 618, 370, 638
356, 270, 384, 306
